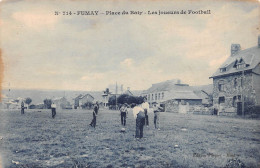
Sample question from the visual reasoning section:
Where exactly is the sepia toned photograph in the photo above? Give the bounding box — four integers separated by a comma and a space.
0, 0, 259, 167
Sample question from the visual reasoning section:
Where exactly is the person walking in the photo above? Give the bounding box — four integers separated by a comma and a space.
153, 103, 164, 130
21, 101, 25, 114
141, 97, 150, 127
90, 102, 99, 128
51, 102, 57, 118
132, 104, 145, 139
120, 103, 128, 126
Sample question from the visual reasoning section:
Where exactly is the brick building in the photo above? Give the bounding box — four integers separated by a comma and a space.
210, 36, 260, 115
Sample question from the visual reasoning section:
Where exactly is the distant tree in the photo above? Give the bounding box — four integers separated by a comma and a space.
104, 88, 110, 94
136, 96, 144, 104
25, 98, 32, 109
117, 94, 129, 104
43, 99, 52, 109
81, 101, 93, 109
117, 94, 144, 105
108, 95, 117, 106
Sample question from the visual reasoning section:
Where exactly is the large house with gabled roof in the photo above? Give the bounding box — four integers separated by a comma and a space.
210, 36, 260, 115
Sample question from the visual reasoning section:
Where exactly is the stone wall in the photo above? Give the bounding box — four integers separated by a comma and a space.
164, 99, 205, 113
212, 71, 257, 111
164, 100, 179, 113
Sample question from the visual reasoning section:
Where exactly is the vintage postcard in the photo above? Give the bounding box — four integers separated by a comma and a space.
0, 0, 259, 167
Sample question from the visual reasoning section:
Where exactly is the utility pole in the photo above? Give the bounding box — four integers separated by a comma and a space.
242, 70, 245, 117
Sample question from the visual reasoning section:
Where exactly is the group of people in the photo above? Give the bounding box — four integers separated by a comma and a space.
21, 101, 57, 118
20, 98, 163, 139
119, 97, 164, 139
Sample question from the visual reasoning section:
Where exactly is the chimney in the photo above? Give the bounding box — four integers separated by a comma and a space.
231, 44, 241, 56
258, 35, 260, 48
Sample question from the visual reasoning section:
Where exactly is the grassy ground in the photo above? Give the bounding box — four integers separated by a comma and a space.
0, 109, 259, 168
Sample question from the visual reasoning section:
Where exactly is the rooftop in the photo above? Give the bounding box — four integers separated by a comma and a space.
210, 46, 260, 78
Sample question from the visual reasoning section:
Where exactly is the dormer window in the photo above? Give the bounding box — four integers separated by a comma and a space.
220, 68, 226, 72
234, 58, 248, 69
236, 63, 246, 69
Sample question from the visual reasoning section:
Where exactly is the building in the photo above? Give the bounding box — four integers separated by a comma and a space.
74, 94, 83, 109
210, 36, 260, 115
74, 94, 94, 109
53, 97, 71, 109
78, 94, 94, 108
102, 87, 134, 107
192, 85, 213, 107
142, 79, 202, 113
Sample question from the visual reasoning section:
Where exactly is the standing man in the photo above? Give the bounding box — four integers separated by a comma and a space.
153, 103, 164, 130
141, 97, 150, 127
51, 102, 57, 119
120, 103, 128, 126
21, 101, 25, 114
90, 102, 99, 128
132, 104, 145, 139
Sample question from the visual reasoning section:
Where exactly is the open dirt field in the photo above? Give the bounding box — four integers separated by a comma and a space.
0, 109, 259, 168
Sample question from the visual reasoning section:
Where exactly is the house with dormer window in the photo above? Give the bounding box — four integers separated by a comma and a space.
210, 36, 260, 115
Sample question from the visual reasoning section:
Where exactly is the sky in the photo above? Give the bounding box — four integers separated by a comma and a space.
0, 0, 259, 91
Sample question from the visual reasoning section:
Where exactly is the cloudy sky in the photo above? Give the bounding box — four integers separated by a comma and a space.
1, 0, 259, 91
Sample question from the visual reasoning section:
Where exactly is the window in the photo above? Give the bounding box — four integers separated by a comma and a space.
218, 81, 225, 92
240, 77, 243, 87
236, 63, 246, 69
232, 96, 237, 107
155, 93, 157, 100
220, 68, 226, 72
152, 94, 154, 100
158, 93, 160, 100
238, 95, 241, 101
162, 92, 164, 99
234, 78, 237, 88
219, 97, 225, 104
148, 94, 150, 101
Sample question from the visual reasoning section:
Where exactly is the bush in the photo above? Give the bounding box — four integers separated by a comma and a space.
245, 105, 260, 118
29, 104, 36, 109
